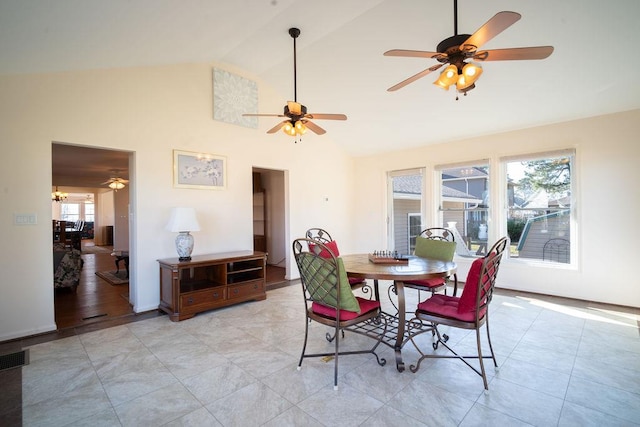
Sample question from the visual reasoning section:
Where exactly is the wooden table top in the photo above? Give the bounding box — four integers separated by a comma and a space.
341, 253, 456, 281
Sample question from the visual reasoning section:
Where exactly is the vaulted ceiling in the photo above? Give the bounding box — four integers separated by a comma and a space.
4, 0, 639, 185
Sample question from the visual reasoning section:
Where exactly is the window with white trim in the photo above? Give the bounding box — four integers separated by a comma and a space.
84, 202, 95, 222
437, 161, 490, 257
60, 203, 80, 223
503, 150, 574, 264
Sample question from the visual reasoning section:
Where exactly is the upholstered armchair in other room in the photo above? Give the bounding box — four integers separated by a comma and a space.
53, 243, 83, 291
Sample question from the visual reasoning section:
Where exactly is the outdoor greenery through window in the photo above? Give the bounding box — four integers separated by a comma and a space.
438, 162, 490, 257
505, 151, 574, 264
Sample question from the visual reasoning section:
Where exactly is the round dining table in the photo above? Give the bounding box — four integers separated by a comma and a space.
341, 253, 457, 371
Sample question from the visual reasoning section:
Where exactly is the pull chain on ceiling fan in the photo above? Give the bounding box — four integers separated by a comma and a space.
384, 0, 554, 97
243, 27, 347, 141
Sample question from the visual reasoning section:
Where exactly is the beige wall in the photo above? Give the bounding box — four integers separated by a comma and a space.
1, 60, 638, 340
0, 63, 357, 340
353, 109, 640, 307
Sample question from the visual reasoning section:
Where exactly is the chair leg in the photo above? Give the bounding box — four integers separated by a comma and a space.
485, 315, 498, 369
333, 324, 340, 390
298, 318, 310, 371
476, 315, 498, 391
452, 274, 458, 297
476, 326, 489, 391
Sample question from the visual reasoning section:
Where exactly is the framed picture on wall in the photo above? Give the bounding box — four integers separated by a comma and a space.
173, 150, 227, 190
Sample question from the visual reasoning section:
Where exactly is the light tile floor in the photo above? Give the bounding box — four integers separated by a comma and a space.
21, 283, 640, 426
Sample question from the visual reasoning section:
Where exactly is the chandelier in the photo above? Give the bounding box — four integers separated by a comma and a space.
51, 186, 68, 202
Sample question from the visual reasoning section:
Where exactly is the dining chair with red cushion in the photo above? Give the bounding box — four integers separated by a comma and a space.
293, 238, 387, 390
305, 228, 368, 289
407, 236, 508, 391
404, 227, 459, 297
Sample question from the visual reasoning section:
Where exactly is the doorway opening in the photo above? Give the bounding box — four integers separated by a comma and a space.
52, 143, 135, 329
252, 167, 288, 288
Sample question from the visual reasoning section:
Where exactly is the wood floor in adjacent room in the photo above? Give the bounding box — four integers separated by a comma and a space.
54, 240, 135, 330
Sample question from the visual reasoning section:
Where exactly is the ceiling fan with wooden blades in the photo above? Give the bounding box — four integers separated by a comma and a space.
384, 0, 554, 96
101, 173, 128, 190
243, 27, 347, 139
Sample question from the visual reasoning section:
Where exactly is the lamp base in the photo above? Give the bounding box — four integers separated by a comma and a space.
175, 231, 195, 261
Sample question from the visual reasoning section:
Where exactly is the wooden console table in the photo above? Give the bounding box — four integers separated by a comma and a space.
158, 251, 267, 321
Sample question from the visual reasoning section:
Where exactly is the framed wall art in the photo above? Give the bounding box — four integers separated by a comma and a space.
173, 150, 227, 190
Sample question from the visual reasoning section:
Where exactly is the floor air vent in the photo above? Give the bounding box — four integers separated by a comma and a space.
0, 349, 30, 372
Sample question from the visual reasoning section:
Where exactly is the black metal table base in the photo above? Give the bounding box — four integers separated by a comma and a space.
350, 310, 432, 372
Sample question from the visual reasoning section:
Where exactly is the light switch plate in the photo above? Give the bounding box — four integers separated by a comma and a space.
14, 213, 37, 225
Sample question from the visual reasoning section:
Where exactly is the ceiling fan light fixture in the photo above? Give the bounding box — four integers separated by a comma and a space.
109, 181, 125, 190
243, 27, 345, 137
294, 120, 307, 135
456, 62, 483, 91
462, 62, 482, 78
433, 64, 458, 90
282, 121, 296, 136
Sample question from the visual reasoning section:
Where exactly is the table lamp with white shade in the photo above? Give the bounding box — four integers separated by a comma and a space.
166, 207, 201, 261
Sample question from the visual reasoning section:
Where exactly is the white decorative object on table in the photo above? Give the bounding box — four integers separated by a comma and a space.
166, 207, 201, 261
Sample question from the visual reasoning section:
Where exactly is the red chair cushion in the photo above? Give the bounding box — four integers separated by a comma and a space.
457, 257, 484, 313
404, 277, 446, 290
417, 294, 476, 322
348, 276, 365, 286
308, 241, 363, 286
312, 297, 380, 321
309, 240, 340, 258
